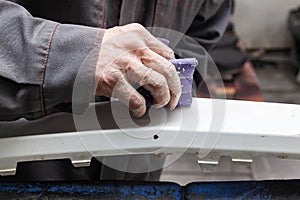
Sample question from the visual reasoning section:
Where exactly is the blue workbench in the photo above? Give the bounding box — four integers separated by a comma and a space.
0, 180, 300, 199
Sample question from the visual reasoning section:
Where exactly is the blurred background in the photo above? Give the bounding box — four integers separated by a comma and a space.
232, 0, 300, 104
195, 0, 300, 104
161, 0, 300, 185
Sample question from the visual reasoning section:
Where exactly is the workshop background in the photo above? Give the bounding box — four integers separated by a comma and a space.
233, 0, 300, 104
161, 0, 300, 185
1, 0, 300, 199
234, 0, 299, 49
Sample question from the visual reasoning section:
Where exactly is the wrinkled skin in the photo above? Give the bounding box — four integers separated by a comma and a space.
95, 23, 182, 117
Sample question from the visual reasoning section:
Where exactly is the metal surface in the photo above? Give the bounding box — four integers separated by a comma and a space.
0, 98, 300, 176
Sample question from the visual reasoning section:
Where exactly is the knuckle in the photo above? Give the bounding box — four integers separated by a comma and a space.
158, 47, 174, 55
130, 23, 144, 30
152, 75, 168, 88
156, 62, 177, 81
151, 45, 174, 58
165, 63, 177, 77
127, 23, 145, 32
134, 48, 148, 57
157, 87, 169, 99
115, 57, 130, 66
115, 57, 134, 72
125, 64, 134, 73
101, 69, 122, 85
129, 95, 144, 110
155, 90, 170, 106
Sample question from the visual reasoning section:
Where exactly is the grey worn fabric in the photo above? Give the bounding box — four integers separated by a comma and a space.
0, 0, 231, 181
1, 0, 231, 120
0, 0, 103, 121
12, 0, 231, 50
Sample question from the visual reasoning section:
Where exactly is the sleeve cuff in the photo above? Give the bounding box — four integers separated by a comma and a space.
43, 24, 104, 116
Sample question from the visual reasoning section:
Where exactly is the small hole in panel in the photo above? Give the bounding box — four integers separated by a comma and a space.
153, 135, 159, 140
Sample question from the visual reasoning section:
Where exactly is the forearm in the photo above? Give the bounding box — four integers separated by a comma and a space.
0, 0, 104, 121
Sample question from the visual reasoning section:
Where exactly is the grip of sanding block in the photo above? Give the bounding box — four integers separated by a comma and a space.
137, 57, 198, 107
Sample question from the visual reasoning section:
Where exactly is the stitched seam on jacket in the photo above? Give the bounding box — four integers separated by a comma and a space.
39, 23, 59, 117
132, 0, 138, 22
153, 0, 161, 26
102, 0, 105, 28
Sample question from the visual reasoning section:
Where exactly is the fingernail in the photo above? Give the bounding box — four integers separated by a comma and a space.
169, 96, 179, 110
169, 103, 177, 110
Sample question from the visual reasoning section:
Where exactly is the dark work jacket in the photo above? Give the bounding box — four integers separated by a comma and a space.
1, 0, 231, 120
0, 0, 231, 181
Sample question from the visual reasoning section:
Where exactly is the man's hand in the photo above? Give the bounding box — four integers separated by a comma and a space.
95, 23, 181, 117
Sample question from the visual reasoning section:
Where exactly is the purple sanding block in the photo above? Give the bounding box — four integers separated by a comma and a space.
137, 58, 198, 107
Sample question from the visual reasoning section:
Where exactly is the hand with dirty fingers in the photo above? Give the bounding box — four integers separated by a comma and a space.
95, 23, 182, 117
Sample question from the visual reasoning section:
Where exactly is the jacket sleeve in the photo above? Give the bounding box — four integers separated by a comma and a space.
0, 0, 104, 121
186, 0, 232, 51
